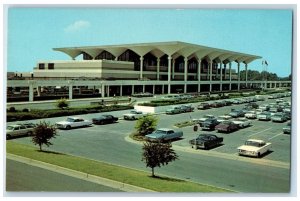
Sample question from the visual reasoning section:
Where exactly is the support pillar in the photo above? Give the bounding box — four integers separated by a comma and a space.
237, 62, 240, 91
140, 56, 144, 79
156, 58, 160, 80
29, 84, 34, 102
143, 85, 145, 93
120, 85, 123, 97
153, 85, 155, 95
162, 85, 165, 94
184, 57, 188, 93
209, 61, 213, 92
172, 59, 175, 79
245, 63, 248, 88
197, 59, 201, 92
68, 85, 73, 100
37, 86, 41, 97
220, 61, 223, 91
101, 84, 105, 97
229, 62, 232, 91
107, 85, 110, 97
131, 85, 134, 95
168, 56, 172, 94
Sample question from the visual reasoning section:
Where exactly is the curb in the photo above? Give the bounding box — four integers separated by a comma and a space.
6, 153, 156, 192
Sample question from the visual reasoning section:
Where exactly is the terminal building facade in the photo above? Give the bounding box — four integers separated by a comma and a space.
8, 41, 291, 101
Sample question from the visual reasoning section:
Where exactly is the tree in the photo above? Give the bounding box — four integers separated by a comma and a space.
32, 121, 57, 151
55, 98, 69, 109
142, 141, 178, 177
135, 115, 158, 136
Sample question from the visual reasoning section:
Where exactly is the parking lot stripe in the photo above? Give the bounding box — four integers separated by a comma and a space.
268, 132, 284, 140
248, 127, 272, 137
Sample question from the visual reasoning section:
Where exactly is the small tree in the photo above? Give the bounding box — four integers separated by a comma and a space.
135, 115, 158, 136
32, 121, 57, 151
142, 141, 178, 177
55, 98, 69, 109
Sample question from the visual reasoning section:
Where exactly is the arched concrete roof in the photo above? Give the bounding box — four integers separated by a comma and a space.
53, 41, 262, 64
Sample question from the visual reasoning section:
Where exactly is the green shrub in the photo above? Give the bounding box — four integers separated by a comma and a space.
8, 107, 16, 112
55, 98, 69, 109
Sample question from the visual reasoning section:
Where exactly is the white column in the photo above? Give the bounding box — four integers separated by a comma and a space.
229, 62, 232, 90
220, 61, 223, 91
172, 59, 175, 79
101, 84, 105, 97
168, 56, 172, 94
140, 56, 144, 79
156, 58, 160, 80
143, 85, 145, 93
197, 59, 201, 92
29, 84, 34, 102
209, 61, 213, 92
132, 85, 134, 95
153, 85, 155, 95
162, 85, 165, 94
184, 57, 188, 93
68, 85, 73, 100
237, 62, 241, 91
37, 86, 41, 97
107, 85, 110, 97
245, 63, 248, 88
120, 85, 123, 96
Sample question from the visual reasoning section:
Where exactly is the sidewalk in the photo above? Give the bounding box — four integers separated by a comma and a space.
6, 153, 156, 193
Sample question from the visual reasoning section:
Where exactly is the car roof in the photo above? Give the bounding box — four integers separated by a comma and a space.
157, 128, 173, 132
247, 139, 265, 143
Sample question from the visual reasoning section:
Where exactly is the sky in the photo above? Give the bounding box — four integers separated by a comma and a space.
6, 7, 293, 77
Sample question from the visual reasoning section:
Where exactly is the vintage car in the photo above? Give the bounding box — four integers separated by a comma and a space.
201, 118, 219, 131
237, 139, 272, 158
92, 115, 118, 125
6, 123, 36, 139
123, 110, 144, 120
257, 112, 271, 121
244, 110, 257, 119
216, 115, 233, 123
215, 121, 239, 133
166, 106, 183, 115
232, 118, 252, 128
282, 122, 291, 134
210, 101, 224, 108
193, 114, 216, 126
189, 134, 223, 150
229, 109, 245, 118
271, 112, 287, 123
55, 117, 92, 129
145, 128, 183, 141
180, 104, 194, 112
197, 102, 210, 110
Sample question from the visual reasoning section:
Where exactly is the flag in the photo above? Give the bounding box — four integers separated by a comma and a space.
265, 60, 268, 66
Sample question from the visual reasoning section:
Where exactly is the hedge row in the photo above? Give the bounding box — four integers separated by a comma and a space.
7, 105, 133, 122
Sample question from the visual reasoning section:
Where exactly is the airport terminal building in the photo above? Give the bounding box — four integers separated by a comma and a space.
9, 41, 290, 101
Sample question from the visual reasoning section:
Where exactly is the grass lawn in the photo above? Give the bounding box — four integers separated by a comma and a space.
7, 141, 232, 192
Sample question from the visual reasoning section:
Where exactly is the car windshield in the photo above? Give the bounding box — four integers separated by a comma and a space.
245, 141, 265, 147
154, 130, 167, 134
66, 118, 75, 122
6, 126, 15, 130
197, 134, 210, 140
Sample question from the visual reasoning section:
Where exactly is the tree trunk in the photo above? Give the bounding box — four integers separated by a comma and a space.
151, 167, 155, 177
39, 144, 42, 151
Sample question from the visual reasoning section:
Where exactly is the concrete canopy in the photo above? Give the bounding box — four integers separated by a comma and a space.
53, 41, 262, 64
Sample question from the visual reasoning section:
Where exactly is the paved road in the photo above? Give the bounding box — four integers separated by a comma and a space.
6, 159, 123, 192
7, 95, 292, 192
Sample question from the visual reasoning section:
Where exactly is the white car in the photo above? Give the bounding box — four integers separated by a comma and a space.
6, 123, 36, 139
123, 110, 145, 120
245, 111, 257, 119
55, 117, 92, 129
232, 118, 252, 128
257, 112, 271, 121
237, 139, 272, 158
216, 115, 232, 123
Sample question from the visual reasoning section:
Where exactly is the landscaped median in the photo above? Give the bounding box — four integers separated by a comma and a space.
7, 141, 232, 192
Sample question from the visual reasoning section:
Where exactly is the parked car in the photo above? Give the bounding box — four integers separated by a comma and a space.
145, 128, 183, 142
232, 118, 252, 128
123, 110, 144, 120
189, 134, 223, 150
180, 104, 194, 112
245, 110, 257, 119
257, 112, 271, 121
201, 118, 219, 131
92, 115, 118, 125
232, 99, 242, 104
259, 104, 270, 111
166, 106, 182, 115
197, 102, 210, 110
237, 139, 272, 158
131, 92, 153, 97
210, 101, 223, 108
215, 121, 239, 133
282, 122, 291, 134
229, 109, 245, 118
55, 117, 92, 129
216, 115, 232, 123
223, 100, 233, 106
271, 112, 287, 123
6, 123, 36, 139
193, 114, 215, 126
